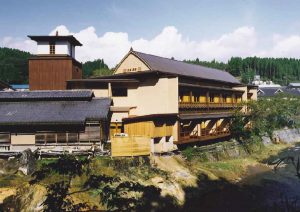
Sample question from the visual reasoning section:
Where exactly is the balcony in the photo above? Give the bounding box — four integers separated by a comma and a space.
179, 102, 242, 109
178, 129, 231, 144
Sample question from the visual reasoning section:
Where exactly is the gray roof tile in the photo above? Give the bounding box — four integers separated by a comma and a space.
0, 90, 94, 101
132, 51, 240, 84
0, 98, 111, 129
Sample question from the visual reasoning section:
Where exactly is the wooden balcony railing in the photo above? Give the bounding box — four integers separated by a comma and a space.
179, 129, 231, 143
179, 102, 242, 109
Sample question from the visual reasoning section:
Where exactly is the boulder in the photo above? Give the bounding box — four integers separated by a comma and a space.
18, 149, 36, 175
262, 136, 272, 146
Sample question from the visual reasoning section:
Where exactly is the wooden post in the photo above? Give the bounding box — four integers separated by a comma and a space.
206, 91, 210, 111
178, 121, 181, 142
99, 122, 103, 151
189, 90, 193, 103
108, 82, 112, 97
66, 132, 69, 145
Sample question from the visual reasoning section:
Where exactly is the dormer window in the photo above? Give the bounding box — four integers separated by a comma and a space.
49, 42, 55, 54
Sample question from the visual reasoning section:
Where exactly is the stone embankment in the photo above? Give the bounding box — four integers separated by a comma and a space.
184, 141, 249, 162
187, 128, 300, 162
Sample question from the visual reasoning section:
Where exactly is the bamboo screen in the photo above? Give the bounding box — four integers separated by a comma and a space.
214, 96, 220, 103
111, 136, 151, 157
199, 96, 206, 103
182, 95, 190, 102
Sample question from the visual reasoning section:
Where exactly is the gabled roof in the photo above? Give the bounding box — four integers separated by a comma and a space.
0, 90, 94, 102
119, 50, 241, 84
258, 88, 283, 97
0, 98, 111, 132
258, 87, 300, 97
28, 35, 82, 46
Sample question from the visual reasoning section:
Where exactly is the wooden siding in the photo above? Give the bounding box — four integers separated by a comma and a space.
124, 121, 174, 138
29, 57, 82, 90
111, 136, 151, 157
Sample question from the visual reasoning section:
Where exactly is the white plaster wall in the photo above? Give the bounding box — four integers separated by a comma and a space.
55, 41, 69, 55
249, 88, 258, 100
11, 134, 35, 145
115, 54, 150, 74
93, 89, 110, 97
108, 77, 178, 118
150, 136, 177, 153
37, 41, 49, 54
111, 112, 129, 122
37, 41, 72, 56
130, 77, 178, 116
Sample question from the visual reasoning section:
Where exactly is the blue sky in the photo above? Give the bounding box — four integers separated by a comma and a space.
2, 0, 300, 67
2, 0, 300, 39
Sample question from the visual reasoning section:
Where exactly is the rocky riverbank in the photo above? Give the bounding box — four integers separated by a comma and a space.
1, 130, 300, 211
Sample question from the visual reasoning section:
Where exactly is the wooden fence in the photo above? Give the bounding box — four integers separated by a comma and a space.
111, 136, 151, 157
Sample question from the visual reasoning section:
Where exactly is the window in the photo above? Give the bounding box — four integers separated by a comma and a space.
112, 87, 127, 97
49, 42, 55, 54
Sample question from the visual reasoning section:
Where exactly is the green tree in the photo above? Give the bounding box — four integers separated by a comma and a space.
82, 59, 111, 78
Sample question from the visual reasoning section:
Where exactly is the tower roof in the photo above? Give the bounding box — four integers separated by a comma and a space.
28, 35, 82, 46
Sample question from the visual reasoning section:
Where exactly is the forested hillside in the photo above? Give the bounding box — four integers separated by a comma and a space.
0, 48, 112, 83
82, 59, 113, 78
185, 57, 300, 85
0, 47, 32, 84
1, 47, 300, 85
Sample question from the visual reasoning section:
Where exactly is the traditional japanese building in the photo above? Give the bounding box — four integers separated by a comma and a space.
28, 32, 82, 90
0, 90, 111, 152
68, 49, 257, 152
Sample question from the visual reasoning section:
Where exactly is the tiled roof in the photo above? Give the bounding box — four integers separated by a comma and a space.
0, 98, 111, 131
0, 90, 94, 101
131, 51, 240, 84
288, 83, 300, 87
258, 87, 300, 97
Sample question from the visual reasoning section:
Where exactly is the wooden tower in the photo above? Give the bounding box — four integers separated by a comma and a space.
28, 32, 83, 90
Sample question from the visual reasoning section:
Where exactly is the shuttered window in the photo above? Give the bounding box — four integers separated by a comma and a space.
49, 42, 55, 54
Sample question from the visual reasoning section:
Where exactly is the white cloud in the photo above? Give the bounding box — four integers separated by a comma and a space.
0, 36, 36, 53
2, 25, 300, 68
269, 35, 300, 58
